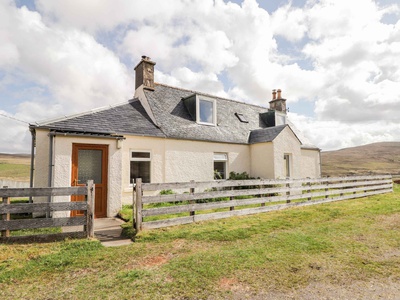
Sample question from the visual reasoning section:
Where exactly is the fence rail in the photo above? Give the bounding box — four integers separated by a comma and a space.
134, 175, 393, 231
0, 181, 94, 242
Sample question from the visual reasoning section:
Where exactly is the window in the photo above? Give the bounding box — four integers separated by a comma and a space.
199, 99, 214, 123
235, 112, 248, 123
214, 153, 227, 180
276, 112, 287, 126
284, 154, 291, 178
182, 94, 217, 126
197, 97, 216, 125
130, 151, 151, 184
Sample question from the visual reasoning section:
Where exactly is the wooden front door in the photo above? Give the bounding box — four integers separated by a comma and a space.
71, 144, 108, 218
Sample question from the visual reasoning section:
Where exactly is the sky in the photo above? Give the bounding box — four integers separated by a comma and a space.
0, 0, 399, 153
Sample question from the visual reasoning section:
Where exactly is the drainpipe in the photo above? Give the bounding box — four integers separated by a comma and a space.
29, 127, 36, 203
48, 132, 55, 205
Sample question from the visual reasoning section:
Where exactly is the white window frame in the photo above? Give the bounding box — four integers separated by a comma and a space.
130, 150, 151, 185
213, 153, 228, 180
275, 111, 287, 126
196, 95, 217, 126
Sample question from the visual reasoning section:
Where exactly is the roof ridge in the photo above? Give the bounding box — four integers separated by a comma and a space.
154, 82, 268, 110
31, 98, 137, 127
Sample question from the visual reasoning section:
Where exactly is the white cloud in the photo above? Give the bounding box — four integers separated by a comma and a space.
270, 4, 307, 42
1, 0, 400, 154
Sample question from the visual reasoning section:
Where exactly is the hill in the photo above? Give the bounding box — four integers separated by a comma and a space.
321, 142, 400, 177
0, 153, 31, 180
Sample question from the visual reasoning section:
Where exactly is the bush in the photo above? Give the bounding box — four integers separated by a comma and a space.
229, 171, 254, 180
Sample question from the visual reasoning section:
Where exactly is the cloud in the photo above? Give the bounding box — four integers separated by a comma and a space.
1, 0, 400, 153
289, 113, 400, 151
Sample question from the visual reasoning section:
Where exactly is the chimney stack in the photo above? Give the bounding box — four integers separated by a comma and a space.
134, 56, 156, 91
269, 88, 287, 113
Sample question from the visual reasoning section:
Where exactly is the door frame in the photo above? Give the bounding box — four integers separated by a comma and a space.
71, 143, 108, 218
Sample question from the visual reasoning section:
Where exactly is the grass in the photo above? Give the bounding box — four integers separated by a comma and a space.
0, 163, 30, 181
0, 153, 30, 180
1, 185, 399, 299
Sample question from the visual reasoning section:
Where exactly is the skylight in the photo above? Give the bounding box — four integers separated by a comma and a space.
235, 112, 248, 123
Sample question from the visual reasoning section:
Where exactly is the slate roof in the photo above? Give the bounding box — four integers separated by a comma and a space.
143, 83, 272, 144
34, 99, 165, 138
248, 125, 288, 144
33, 83, 318, 148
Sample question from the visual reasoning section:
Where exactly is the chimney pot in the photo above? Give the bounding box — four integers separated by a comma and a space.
272, 89, 277, 100
269, 88, 287, 114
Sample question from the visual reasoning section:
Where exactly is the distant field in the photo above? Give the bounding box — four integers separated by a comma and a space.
321, 142, 400, 177
0, 153, 30, 181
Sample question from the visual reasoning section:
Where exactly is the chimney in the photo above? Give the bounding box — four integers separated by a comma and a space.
269, 88, 287, 113
277, 89, 282, 99
134, 55, 156, 91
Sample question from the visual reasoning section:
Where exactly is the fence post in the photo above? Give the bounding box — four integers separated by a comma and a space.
286, 182, 291, 203
307, 181, 311, 201
135, 178, 143, 232
85, 180, 95, 238
230, 186, 236, 210
1, 186, 10, 238
190, 180, 195, 216
132, 179, 136, 229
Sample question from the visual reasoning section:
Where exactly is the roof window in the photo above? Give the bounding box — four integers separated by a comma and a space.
235, 112, 248, 123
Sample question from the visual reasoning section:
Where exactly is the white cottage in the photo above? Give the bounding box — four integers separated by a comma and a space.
30, 56, 320, 218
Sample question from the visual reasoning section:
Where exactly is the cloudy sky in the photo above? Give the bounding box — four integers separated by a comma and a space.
1, 0, 399, 153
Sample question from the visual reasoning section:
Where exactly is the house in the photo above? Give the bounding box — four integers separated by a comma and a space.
30, 56, 321, 218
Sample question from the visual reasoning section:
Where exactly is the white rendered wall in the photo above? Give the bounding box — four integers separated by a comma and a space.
249, 142, 274, 179
121, 136, 250, 204
300, 148, 321, 178
34, 128, 320, 215
273, 127, 302, 179
164, 139, 250, 182
33, 129, 51, 191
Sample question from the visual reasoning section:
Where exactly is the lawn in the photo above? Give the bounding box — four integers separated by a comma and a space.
0, 163, 30, 181
1, 185, 399, 299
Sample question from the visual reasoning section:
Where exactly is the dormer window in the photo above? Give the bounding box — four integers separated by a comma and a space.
183, 94, 217, 126
275, 111, 286, 126
198, 98, 216, 125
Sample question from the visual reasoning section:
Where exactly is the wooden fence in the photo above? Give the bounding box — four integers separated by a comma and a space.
0, 180, 95, 242
134, 175, 393, 231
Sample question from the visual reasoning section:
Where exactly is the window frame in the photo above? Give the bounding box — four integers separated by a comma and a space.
284, 153, 291, 178
196, 95, 217, 126
130, 150, 151, 185
275, 111, 287, 126
213, 153, 228, 180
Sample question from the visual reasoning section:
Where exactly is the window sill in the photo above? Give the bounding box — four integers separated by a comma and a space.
197, 121, 216, 126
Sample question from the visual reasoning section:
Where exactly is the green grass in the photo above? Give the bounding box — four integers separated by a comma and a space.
0, 162, 30, 180
1, 185, 399, 299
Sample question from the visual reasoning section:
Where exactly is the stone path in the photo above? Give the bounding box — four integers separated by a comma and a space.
94, 218, 133, 247
62, 217, 133, 247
